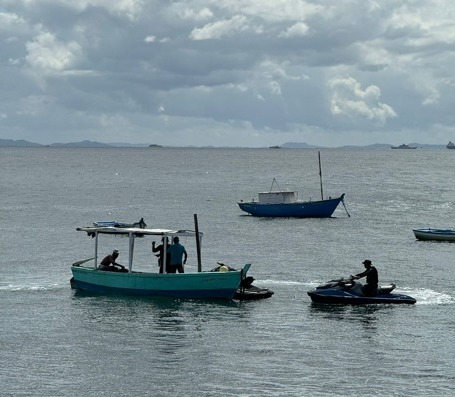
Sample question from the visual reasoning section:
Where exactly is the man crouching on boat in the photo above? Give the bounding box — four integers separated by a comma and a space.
98, 250, 127, 272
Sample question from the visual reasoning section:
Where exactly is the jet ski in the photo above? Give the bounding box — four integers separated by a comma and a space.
234, 275, 274, 300
211, 263, 274, 301
307, 277, 416, 305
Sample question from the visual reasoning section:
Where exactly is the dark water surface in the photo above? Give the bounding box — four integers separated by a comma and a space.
1, 147, 454, 396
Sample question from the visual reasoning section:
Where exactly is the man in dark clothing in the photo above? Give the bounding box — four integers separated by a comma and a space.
152, 238, 171, 273
353, 259, 378, 296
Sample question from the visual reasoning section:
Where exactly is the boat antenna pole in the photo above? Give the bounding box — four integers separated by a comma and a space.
194, 214, 202, 272
270, 178, 280, 192
318, 151, 324, 200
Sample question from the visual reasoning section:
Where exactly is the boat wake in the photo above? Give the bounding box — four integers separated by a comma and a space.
258, 279, 307, 286
0, 283, 63, 292
405, 288, 455, 305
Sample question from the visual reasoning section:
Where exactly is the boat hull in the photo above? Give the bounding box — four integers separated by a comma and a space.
71, 266, 245, 299
234, 286, 274, 300
307, 290, 416, 305
238, 195, 344, 217
413, 228, 455, 242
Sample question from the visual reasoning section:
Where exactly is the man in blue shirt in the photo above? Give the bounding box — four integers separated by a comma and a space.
167, 236, 187, 273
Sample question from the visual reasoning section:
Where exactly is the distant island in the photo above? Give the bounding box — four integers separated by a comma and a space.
0, 138, 450, 149
0, 139, 155, 148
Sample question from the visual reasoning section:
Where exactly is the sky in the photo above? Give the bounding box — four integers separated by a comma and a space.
1, 1, 455, 147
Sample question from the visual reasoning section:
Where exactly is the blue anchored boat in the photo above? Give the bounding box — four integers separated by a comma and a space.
71, 215, 251, 299
238, 192, 345, 218
238, 152, 348, 218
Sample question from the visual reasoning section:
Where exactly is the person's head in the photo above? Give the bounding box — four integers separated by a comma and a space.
113, 249, 119, 258
362, 259, 372, 269
173, 236, 179, 244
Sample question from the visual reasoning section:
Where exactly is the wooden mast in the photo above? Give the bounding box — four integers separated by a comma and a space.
318, 151, 324, 200
194, 214, 202, 272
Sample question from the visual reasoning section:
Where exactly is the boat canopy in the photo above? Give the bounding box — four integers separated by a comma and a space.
258, 191, 297, 204
77, 226, 202, 239
77, 226, 203, 272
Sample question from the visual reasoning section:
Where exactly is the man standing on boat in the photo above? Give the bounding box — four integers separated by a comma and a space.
167, 237, 187, 273
152, 238, 170, 273
98, 250, 126, 272
352, 260, 378, 296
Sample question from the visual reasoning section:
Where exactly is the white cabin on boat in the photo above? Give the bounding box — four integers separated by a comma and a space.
258, 191, 297, 204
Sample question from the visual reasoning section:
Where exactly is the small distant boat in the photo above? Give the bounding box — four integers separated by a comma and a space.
447, 141, 455, 149
269, 145, 281, 149
391, 144, 417, 149
413, 228, 455, 242
238, 151, 349, 218
93, 218, 147, 228
71, 215, 251, 299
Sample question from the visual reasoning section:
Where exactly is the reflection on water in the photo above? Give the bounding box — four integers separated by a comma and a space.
70, 292, 243, 333
308, 302, 400, 334
68, 291, 257, 365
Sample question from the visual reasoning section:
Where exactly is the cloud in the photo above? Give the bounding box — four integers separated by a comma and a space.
278, 22, 309, 38
1, 1, 455, 146
25, 30, 82, 73
190, 15, 261, 40
329, 76, 397, 125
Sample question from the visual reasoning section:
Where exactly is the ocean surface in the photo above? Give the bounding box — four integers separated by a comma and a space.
1, 147, 454, 397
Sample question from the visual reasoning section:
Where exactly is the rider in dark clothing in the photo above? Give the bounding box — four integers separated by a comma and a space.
353, 260, 378, 296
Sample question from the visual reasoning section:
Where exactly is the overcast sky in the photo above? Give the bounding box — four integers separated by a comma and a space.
1, 1, 455, 147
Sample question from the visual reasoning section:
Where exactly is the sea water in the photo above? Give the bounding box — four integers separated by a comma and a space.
0, 147, 454, 396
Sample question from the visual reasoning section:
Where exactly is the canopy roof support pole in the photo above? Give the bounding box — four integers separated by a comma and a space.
162, 235, 169, 274
128, 233, 135, 273
94, 232, 99, 269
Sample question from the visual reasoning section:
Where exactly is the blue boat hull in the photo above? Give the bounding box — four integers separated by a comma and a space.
238, 194, 344, 218
307, 290, 416, 305
413, 228, 455, 242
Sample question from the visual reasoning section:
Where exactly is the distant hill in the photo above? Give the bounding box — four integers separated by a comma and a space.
280, 142, 319, 148
0, 139, 150, 147
0, 138, 42, 147
49, 140, 115, 148
280, 142, 393, 149
0, 138, 449, 149
280, 142, 447, 149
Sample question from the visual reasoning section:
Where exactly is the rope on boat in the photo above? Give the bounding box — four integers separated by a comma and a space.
269, 178, 281, 192
341, 198, 351, 217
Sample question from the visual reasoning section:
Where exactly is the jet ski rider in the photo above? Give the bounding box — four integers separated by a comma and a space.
352, 260, 378, 296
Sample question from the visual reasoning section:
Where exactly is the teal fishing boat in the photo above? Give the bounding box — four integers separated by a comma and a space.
71, 216, 250, 299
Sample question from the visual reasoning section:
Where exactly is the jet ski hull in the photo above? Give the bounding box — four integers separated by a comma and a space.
308, 290, 416, 305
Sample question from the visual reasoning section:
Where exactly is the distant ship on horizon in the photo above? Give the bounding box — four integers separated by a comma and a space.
447, 141, 455, 149
391, 144, 417, 149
